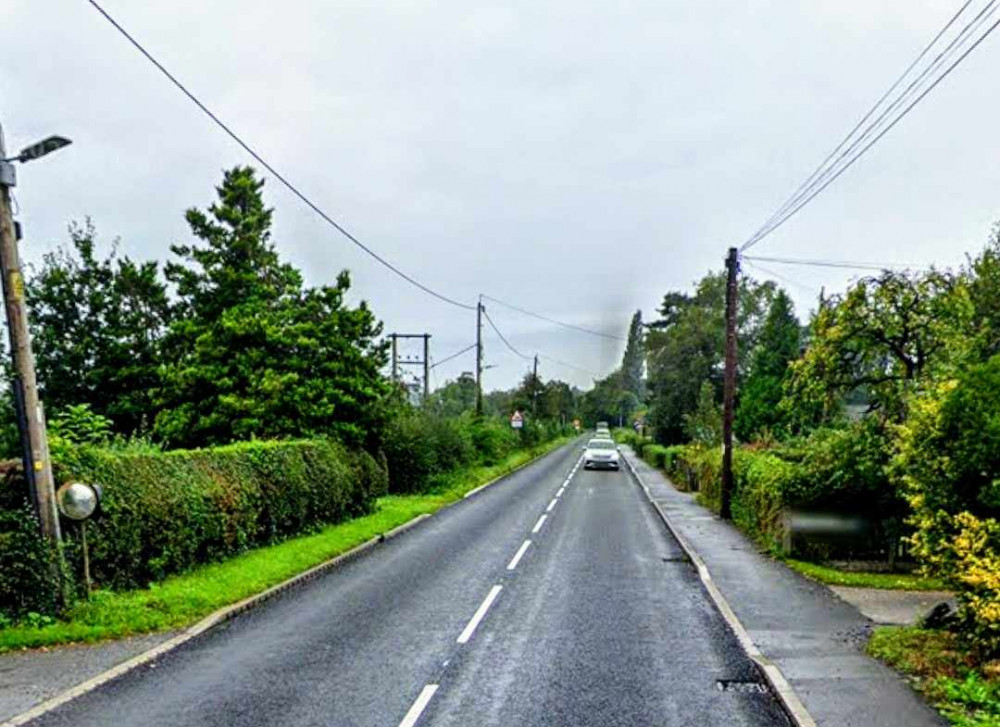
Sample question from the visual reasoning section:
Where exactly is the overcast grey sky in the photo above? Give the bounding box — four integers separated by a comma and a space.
3, 1, 999, 391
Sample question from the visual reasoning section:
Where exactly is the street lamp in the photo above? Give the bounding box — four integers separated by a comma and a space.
2, 135, 72, 164
0, 121, 74, 561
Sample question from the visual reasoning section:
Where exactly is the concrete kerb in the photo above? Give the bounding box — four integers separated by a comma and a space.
3, 441, 573, 727
621, 450, 817, 727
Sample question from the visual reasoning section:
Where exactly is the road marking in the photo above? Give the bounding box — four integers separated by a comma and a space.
457, 585, 503, 644
398, 684, 439, 727
557, 487, 565, 497
507, 539, 532, 570
531, 514, 547, 533
546, 498, 557, 512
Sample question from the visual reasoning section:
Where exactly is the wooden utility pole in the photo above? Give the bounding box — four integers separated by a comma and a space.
0, 126, 61, 545
390, 333, 398, 381
532, 354, 538, 415
475, 300, 484, 415
720, 247, 739, 521
423, 333, 430, 401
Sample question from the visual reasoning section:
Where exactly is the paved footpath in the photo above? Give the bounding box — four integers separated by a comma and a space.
622, 446, 946, 727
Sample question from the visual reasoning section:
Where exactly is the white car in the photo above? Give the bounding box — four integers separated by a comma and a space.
583, 438, 620, 470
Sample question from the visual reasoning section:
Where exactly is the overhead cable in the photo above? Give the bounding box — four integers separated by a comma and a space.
481, 295, 626, 342
87, 0, 476, 311
482, 309, 532, 360
743, 254, 915, 271
429, 343, 477, 369
740, 0, 1000, 252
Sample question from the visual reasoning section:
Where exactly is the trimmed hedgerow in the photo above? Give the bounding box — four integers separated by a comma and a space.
50, 439, 383, 594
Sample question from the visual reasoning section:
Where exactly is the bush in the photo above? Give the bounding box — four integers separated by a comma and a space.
0, 465, 64, 619
49, 438, 380, 594
898, 356, 1000, 656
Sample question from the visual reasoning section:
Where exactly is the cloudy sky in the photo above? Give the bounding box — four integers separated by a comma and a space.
3, 0, 999, 391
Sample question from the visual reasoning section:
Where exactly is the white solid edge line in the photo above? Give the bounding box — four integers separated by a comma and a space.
531, 514, 547, 533
507, 539, 532, 570
457, 585, 503, 644
398, 684, 439, 727
546, 498, 557, 512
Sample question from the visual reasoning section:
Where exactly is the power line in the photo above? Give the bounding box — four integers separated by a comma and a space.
87, 0, 476, 311
482, 309, 532, 360
538, 353, 600, 378
484, 309, 602, 379
430, 342, 477, 369
740, 1, 1000, 252
741, 259, 822, 296
743, 254, 915, 271
481, 295, 626, 342
747, 0, 978, 246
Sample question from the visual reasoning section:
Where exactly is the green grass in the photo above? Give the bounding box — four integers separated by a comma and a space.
784, 558, 949, 591
869, 627, 1000, 726
0, 438, 570, 653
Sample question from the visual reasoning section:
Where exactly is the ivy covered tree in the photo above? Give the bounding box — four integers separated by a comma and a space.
735, 289, 800, 441
27, 220, 170, 433
154, 166, 390, 448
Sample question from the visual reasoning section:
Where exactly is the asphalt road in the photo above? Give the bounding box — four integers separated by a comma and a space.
28, 442, 789, 727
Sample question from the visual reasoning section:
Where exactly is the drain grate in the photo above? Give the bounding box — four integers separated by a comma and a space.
661, 555, 688, 563
716, 680, 769, 694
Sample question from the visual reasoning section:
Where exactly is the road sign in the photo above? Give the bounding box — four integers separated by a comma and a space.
510, 410, 524, 429
572, 418, 581, 431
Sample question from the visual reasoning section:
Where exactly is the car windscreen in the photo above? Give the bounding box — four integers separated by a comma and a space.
587, 440, 616, 450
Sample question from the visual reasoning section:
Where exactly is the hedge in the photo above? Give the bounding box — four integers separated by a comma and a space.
381, 412, 559, 494
0, 438, 385, 616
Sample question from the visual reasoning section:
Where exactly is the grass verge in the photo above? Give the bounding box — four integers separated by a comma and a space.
0, 437, 572, 653
784, 558, 948, 591
869, 626, 1000, 726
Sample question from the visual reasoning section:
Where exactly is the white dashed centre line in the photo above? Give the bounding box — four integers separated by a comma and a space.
546, 498, 557, 512
398, 684, 439, 727
457, 585, 503, 644
531, 514, 548, 534
556, 487, 565, 497
506, 539, 532, 571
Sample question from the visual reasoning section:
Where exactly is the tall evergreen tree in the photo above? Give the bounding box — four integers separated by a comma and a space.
735, 289, 800, 440
155, 167, 390, 448
621, 310, 644, 401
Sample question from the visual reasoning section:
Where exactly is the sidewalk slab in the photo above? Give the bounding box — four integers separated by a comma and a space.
830, 587, 955, 626
623, 447, 945, 727
0, 632, 177, 722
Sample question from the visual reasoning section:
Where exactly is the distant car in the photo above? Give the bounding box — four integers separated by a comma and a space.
596, 421, 609, 430
583, 438, 620, 470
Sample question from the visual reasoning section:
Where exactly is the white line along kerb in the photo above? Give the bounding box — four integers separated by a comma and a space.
398, 684, 439, 727
531, 514, 547, 534
457, 585, 503, 644
546, 498, 557, 512
507, 540, 532, 571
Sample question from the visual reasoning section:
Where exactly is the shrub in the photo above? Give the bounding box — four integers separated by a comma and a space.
0, 467, 64, 618
50, 438, 379, 594
898, 357, 1000, 656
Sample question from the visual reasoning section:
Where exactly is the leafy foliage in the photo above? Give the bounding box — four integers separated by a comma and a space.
27, 220, 170, 434
154, 167, 390, 448
645, 271, 776, 443
49, 439, 383, 594
783, 269, 973, 425
736, 289, 800, 441
898, 357, 1000, 656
